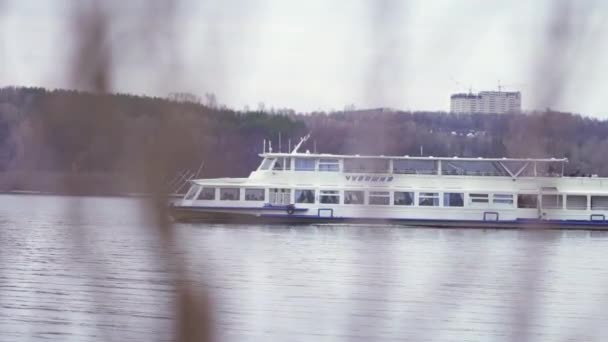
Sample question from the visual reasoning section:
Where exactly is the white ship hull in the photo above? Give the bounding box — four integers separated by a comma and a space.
171, 140, 608, 229
171, 176, 608, 229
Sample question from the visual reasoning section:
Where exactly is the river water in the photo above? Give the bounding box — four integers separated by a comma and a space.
1, 195, 608, 341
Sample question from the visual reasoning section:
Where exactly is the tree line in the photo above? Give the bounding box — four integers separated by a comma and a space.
1, 87, 607, 193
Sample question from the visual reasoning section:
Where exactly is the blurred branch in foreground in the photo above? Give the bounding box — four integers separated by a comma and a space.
510, 2, 598, 342
68, 1, 213, 341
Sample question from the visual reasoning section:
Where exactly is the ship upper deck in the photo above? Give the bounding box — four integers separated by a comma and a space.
259, 152, 567, 164
255, 152, 567, 178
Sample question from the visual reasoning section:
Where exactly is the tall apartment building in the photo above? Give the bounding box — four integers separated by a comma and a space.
450, 91, 521, 114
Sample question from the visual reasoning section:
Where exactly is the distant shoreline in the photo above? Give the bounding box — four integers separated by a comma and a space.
0, 170, 184, 197
0, 190, 184, 198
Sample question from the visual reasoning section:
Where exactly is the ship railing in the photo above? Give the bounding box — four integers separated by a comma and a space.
393, 169, 436, 175
390, 170, 564, 177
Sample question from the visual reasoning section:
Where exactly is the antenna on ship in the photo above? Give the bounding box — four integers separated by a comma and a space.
263, 139, 266, 153
269, 140, 273, 153
278, 132, 282, 152
291, 134, 311, 154
288, 139, 291, 153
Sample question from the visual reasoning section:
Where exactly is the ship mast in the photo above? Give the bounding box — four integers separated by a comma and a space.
291, 134, 311, 154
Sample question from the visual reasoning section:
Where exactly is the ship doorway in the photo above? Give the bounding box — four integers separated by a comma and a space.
269, 188, 292, 205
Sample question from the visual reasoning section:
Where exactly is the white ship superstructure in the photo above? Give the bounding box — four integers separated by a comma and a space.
171, 136, 608, 228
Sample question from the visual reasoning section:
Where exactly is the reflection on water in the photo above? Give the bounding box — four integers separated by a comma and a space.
1, 195, 608, 341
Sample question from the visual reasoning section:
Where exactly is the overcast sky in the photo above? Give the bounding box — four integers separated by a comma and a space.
1, 0, 607, 116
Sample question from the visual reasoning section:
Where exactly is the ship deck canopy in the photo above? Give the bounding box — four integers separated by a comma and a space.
259, 153, 567, 178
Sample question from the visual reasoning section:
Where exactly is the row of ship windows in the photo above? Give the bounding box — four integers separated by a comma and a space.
259, 157, 551, 177
270, 158, 445, 173
183, 186, 608, 210
262, 157, 420, 173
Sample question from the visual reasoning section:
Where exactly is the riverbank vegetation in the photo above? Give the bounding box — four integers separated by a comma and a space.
1, 86, 607, 194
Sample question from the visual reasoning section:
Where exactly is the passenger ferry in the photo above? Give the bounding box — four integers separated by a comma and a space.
171, 135, 608, 229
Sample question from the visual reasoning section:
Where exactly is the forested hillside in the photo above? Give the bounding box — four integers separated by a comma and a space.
301, 109, 608, 176
1, 86, 608, 193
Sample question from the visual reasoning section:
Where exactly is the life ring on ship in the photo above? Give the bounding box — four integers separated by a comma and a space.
286, 204, 296, 215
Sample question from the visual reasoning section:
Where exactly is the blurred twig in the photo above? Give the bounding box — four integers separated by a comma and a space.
510, 2, 597, 341
67, 1, 213, 341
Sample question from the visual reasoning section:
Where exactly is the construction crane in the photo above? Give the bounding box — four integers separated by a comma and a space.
497, 80, 526, 92
449, 76, 473, 94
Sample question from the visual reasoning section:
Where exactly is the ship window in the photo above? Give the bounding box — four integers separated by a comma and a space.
591, 196, 608, 210
272, 159, 283, 170
245, 188, 265, 201
318, 159, 340, 172
517, 194, 538, 208
369, 191, 390, 205
220, 188, 240, 201
419, 192, 439, 206
442, 160, 508, 177
184, 185, 201, 200
260, 158, 274, 170
541, 194, 563, 209
320, 190, 340, 204
295, 158, 315, 171
393, 159, 436, 174
271, 157, 291, 171
394, 192, 414, 206
444, 193, 464, 207
284, 158, 292, 171
344, 191, 364, 204
493, 194, 514, 206
295, 189, 315, 203
469, 193, 489, 204
343, 158, 389, 173
566, 195, 587, 210
197, 187, 216, 200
